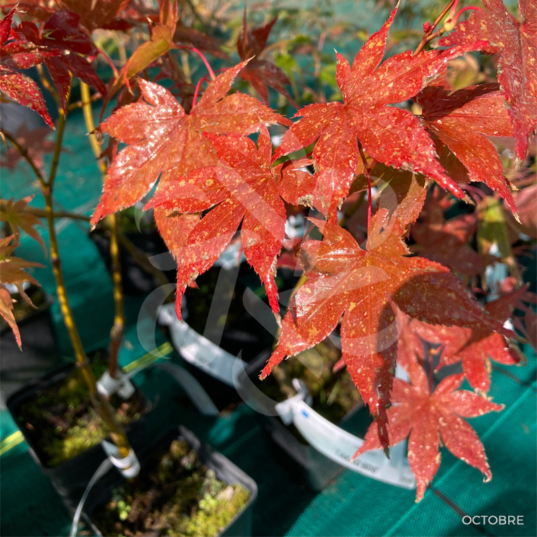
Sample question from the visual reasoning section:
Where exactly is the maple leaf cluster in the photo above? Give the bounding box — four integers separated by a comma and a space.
1, 0, 536, 502
0, 197, 45, 347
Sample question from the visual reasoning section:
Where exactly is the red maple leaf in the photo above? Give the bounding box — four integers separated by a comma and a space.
411, 189, 492, 278
440, 0, 537, 159
416, 82, 517, 214
15, 10, 106, 109
0, 235, 43, 348
402, 292, 523, 394
237, 12, 297, 107
260, 209, 511, 448
354, 163, 429, 230
1, 3, 56, 23
146, 128, 314, 318
58, 0, 132, 31
272, 5, 486, 220
174, 24, 229, 60
91, 62, 291, 227
0, 8, 56, 128
0, 196, 46, 253
354, 367, 503, 502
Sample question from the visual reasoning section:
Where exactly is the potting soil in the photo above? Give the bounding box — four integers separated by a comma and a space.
1, 103, 536, 537
92, 438, 250, 537
14, 355, 146, 468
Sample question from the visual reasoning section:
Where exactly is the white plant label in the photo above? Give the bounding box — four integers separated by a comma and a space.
284, 398, 415, 489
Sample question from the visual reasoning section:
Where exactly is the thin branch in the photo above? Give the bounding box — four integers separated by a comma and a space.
68, 91, 103, 112
176, 45, 216, 80
414, 0, 456, 55
47, 86, 69, 190
0, 130, 46, 188
192, 76, 210, 108
81, 81, 125, 379
0, 199, 90, 221
117, 231, 171, 288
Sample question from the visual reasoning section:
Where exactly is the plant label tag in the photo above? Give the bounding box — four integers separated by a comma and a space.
290, 398, 415, 489
97, 370, 135, 399
274, 371, 415, 489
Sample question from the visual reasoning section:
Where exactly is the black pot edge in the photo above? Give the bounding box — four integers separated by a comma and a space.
158, 320, 272, 412
89, 229, 174, 296
84, 426, 258, 537
5, 359, 152, 473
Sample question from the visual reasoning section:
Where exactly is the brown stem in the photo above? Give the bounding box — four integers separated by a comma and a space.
68, 92, 103, 112
81, 82, 125, 379
1, 130, 46, 188
47, 95, 68, 190
108, 213, 125, 375
414, 0, 456, 55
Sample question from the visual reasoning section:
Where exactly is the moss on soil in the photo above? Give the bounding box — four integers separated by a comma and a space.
16, 355, 145, 467
93, 439, 250, 537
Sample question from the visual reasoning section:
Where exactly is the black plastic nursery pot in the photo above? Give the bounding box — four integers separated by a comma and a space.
83, 426, 258, 537
0, 290, 59, 408
6, 359, 151, 513
90, 228, 175, 296
160, 264, 281, 411
238, 352, 372, 491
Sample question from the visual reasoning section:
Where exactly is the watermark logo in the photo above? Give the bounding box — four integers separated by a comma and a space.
462, 515, 524, 526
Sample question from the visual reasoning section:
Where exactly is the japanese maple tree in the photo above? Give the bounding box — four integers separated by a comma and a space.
1, 0, 535, 503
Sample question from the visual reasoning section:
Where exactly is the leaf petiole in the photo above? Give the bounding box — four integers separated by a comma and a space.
358, 144, 373, 229
192, 76, 210, 108
175, 45, 216, 81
